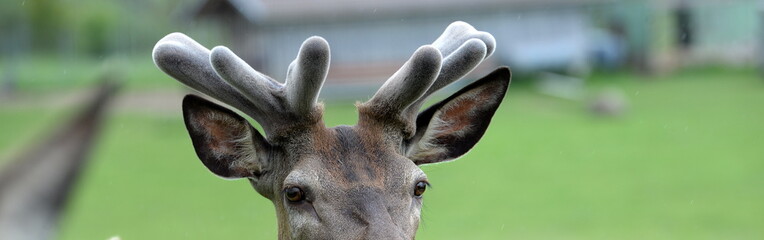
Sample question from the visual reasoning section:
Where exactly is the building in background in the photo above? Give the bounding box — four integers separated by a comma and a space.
185, 0, 761, 85
186, 0, 607, 86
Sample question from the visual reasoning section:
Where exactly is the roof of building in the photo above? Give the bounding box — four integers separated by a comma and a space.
188, 0, 265, 22
188, 0, 611, 24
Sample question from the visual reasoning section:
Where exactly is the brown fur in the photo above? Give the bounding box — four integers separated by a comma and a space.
180, 67, 509, 239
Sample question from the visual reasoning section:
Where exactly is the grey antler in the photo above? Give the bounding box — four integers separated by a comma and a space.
153, 34, 330, 136
363, 46, 442, 116
152, 33, 257, 116
154, 21, 492, 138
361, 21, 496, 135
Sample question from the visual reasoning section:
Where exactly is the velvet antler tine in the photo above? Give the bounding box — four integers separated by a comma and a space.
365, 46, 441, 115
402, 38, 487, 117
152, 33, 215, 93
155, 32, 203, 51
472, 31, 496, 57
432, 21, 496, 58
210, 46, 282, 117
285, 36, 330, 115
429, 38, 487, 94
152, 33, 255, 115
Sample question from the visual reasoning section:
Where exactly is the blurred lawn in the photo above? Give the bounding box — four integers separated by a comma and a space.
2, 55, 177, 93
0, 108, 70, 164
2, 67, 763, 239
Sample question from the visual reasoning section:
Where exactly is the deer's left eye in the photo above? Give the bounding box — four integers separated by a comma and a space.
414, 181, 428, 197
285, 187, 305, 202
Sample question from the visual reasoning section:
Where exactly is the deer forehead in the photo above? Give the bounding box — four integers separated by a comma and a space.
282, 125, 425, 190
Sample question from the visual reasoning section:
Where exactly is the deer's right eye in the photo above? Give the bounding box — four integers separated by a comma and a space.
285, 187, 305, 202
414, 181, 428, 197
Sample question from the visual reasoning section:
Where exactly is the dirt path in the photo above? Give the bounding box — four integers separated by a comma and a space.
0, 83, 118, 240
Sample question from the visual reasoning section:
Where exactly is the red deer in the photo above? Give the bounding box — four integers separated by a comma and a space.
153, 21, 510, 239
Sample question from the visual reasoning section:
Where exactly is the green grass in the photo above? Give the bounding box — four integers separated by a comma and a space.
2, 55, 180, 93
3, 68, 763, 239
417, 69, 764, 239
0, 107, 72, 165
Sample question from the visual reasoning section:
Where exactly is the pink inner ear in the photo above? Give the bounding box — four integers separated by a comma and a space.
190, 109, 259, 178
193, 110, 246, 156
433, 86, 496, 138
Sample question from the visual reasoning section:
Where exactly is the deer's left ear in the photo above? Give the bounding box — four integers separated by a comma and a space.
182, 94, 270, 179
405, 67, 510, 165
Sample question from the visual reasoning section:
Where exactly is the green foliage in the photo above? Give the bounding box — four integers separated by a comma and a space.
0, 0, 183, 56
0, 1, 23, 31
79, 10, 117, 56
25, 0, 68, 50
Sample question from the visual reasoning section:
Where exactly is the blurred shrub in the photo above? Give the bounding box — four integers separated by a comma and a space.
0, 0, 184, 57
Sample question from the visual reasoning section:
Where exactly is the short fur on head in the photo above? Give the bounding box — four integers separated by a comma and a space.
153, 21, 510, 239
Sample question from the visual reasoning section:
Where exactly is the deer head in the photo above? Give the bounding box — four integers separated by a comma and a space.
153, 21, 510, 239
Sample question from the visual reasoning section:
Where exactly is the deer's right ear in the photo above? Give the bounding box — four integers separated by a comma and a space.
182, 94, 270, 179
405, 67, 510, 165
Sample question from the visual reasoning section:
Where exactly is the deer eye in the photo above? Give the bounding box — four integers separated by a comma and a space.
285, 187, 305, 202
414, 181, 428, 197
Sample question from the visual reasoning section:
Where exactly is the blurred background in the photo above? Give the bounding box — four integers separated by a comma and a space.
0, 0, 762, 239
